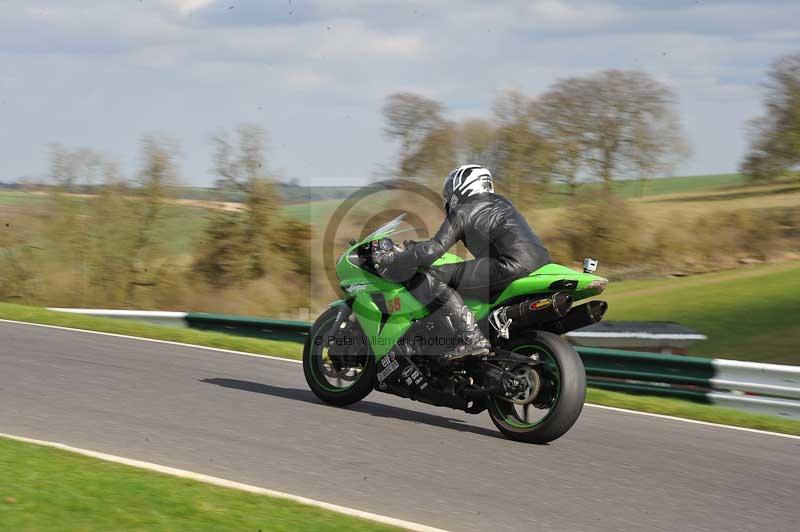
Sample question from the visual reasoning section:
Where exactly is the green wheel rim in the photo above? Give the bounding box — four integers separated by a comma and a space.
493, 343, 562, 429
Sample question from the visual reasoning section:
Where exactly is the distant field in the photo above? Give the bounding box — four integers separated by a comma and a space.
0, 173, 754, 228
285, 173, 754, 228
0, 189, 51, 208
527, 180, 800, 236
282, 198, 344, 225
602, 260, 800, 364
608, 173, 746, 197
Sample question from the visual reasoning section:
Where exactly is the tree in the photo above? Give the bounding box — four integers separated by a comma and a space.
194, 124, 280, 285
193, 209, 252, 287
489, 90, 554, 199
397, 122, 457, 181
457, 118, 494, 165
45, 145, 110, 304
123, 135, 180, 302
382, 93, 454, 179
534, 83, 590, 196
537, 70, 688, 192
741, 52, 800, 181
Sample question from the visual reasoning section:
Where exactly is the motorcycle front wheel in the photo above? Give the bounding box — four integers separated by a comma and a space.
303, 306, 375, 406
488, 332, 586, 444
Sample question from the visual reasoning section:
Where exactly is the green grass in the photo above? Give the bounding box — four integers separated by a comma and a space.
0, 303, 302, 360
0, 437, 399, 532
586, 388, 800, 435
603, 261, 800, 364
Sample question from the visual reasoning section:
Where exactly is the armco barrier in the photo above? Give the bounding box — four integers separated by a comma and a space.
184, 312, 310, 343
47, 308, 800, 419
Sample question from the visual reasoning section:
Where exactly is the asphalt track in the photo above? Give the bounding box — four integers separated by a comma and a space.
1, 321, 798, 532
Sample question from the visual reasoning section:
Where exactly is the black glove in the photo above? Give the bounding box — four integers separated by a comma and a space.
373, 248, 396, 277
402, 239, 418, 249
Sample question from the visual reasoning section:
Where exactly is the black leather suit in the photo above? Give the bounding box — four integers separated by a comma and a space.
381, 193, 550, 332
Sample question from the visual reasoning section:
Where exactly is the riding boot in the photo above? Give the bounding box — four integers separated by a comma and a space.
403, 270, 491, 363
436, 291, 491, 363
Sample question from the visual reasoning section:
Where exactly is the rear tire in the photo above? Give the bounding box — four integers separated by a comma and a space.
488, 332, 586, 444
303, 306, 375, 407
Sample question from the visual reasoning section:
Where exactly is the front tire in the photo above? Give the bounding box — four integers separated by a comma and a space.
303, 306, 375, 407
488, 332, 586, 444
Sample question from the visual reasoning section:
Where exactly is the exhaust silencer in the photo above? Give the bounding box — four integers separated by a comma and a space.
505, 292, 573, 327
543, 300, 607, 335
490, 293, 573, 338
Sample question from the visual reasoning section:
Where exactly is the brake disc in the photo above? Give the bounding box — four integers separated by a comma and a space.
499, 365, 541, 405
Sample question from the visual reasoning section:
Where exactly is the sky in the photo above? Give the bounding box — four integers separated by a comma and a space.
1, 0, 799, 186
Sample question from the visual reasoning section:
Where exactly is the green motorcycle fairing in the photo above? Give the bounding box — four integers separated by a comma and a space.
335, 232, 606, 359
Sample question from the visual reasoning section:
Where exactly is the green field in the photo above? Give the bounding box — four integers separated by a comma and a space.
281, 173, 749, 221
603, 261, 800, 364
0, 437, 398, 532
282, 198, 344, 225
0, 189, 50, 207
607, 173, 747, 197
0, 173, 758, 249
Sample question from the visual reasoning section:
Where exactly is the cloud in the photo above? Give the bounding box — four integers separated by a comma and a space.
310, 20, 425, 59
1, 0, 799, 184
161, 0, 217, 16
285, 67, 326, 89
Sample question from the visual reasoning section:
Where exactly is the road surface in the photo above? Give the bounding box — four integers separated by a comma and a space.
1, 321, 797, 531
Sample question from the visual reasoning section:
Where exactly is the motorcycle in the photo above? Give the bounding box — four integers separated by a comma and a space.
303, 215, 608, 443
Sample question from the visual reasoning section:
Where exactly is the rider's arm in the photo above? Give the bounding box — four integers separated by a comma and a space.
390, 212, 464, 272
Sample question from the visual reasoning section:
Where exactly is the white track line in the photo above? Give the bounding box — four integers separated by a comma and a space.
0, 432, 448, 532
2, 318, 798, 440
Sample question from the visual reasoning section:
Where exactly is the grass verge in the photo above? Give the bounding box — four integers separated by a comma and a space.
0, 436, 400, 532
1, 302, 797, 436
603, 260, 800, 364
0, 302, 302, 360
586, 388, 800, 435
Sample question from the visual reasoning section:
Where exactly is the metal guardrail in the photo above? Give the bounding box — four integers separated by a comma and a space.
48, 308, 800, 419
578, 347, 800, 418
185, 312, 310, 343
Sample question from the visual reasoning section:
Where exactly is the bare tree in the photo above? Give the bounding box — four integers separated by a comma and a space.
535, 82, 590, 196
382, 92, 450, 178
457, 118, 494, 165
537, 70, 688, 192
489, 90, 554, 199
741, 52, 800, 181
49, 144, 106, 191
124, 136, 181, 302
196, 124, 279, 282
398, 121, 457, 181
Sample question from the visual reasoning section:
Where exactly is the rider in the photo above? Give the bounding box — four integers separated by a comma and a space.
377, 164, 552, 362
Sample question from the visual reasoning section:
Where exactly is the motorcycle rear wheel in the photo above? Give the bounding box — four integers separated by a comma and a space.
488, 332, 586, 444
303, 306, 375, 406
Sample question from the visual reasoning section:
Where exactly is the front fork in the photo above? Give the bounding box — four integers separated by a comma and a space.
327, 303, 366, 371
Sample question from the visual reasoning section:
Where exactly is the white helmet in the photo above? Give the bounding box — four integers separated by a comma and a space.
443, 164, 494, 212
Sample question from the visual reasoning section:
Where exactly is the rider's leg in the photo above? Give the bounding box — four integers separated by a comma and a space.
405, 271, 490, 361
431, 257, 526, 302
